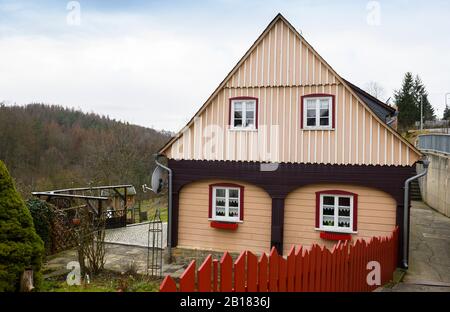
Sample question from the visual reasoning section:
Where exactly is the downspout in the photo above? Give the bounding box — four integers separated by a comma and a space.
154, 153, 173, 263
402, 157, 430, 268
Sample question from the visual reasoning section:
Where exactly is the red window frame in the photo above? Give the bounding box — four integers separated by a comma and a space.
315, 190, 358, 232
300, 93, 336, 129
229, 97, 259, 129
208, 183, 244, 222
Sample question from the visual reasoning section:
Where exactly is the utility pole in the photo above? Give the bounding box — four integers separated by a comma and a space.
420, 95, 423, 131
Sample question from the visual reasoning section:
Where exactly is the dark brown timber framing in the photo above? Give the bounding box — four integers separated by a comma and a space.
168, 159, 416, 263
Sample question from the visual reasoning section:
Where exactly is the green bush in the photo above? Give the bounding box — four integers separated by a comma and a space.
26, 199, 54, 254
0, 160, 44, 291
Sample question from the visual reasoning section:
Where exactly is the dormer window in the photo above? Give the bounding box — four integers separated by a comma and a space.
229, 97, 258, 130
301, 94, 335, 130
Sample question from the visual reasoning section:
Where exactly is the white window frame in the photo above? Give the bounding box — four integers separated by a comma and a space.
303, 96, 333, 130
212, 186, 240, 222
319, 194, 354, 233
230, 99, 257, 131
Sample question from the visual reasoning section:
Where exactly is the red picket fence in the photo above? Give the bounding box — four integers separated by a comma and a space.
160, 228, 398, 292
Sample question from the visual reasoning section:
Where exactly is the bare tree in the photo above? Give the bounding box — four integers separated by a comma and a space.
365, 81, 386, 102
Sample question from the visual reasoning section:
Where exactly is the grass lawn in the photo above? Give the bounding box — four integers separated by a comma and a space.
139, 198, 168, 222
41, 270, 161, 292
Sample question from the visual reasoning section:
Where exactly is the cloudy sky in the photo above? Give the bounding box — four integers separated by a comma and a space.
1, 0, 449, 132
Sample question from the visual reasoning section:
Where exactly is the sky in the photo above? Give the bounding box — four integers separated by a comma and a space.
1, 0, 449, 132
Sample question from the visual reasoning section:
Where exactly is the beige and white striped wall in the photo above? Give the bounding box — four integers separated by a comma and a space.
162, 17, 421, 167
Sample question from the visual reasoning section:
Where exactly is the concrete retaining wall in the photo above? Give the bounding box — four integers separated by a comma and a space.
418, 152, 450, 217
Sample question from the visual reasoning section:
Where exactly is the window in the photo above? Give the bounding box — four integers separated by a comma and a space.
315, 190, 358, 233
209, 183, 244, 223
230, 97, 258, 130
301, 94, 334, 129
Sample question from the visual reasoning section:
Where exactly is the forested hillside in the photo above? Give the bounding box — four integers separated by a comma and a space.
0, 103, 172, 198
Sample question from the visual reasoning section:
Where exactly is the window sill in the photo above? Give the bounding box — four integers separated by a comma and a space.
319, 232, 352, 241
302, 128, 335, 131
210, 221, 239, 230
315, 228, 357, 235
228, 128, 258, 132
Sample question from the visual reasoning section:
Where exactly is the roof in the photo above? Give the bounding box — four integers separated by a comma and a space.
100, 186, 137, 197
159, 13, 421, 158
343, 79, 396, 122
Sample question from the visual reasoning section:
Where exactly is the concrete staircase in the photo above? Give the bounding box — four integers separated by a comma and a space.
410, 179, 422, 201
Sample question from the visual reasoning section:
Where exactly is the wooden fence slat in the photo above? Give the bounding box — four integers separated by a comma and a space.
234, 251, 246, 292
315, 245, 323, 292
356, 240, 364, 292
258, 253, 268, 292
394, 227, 399, 270
287, 246, 296, 292
326, 247, 333, 292
213, 259, 219, 292
369, 239, 378, 290
278, 255, 287, 292
294, 246, 303, 292
159, 229, 399, 293
198, 254, 212, 292
180, 260, 196, 292
383, 237, 388, 284
348, 244, 355, 292
378, 238, 383, 285
302, 249, 310, 292
329, 244, 337, 292
343, 241, 349, 292
308, 245, 317, 291
363, 239, 369, 292
321, 247, 329, 292
160, 276, 177, 292
269, 247, 279, 292
335, 242, 341, 292
220, 252, 233, 292
247, 251, 258, 292
376, 237, 382, 286
338, 242, 346, 292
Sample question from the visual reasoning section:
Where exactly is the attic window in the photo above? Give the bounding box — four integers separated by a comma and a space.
229, 97, 258, 130
301, 94, 335, 130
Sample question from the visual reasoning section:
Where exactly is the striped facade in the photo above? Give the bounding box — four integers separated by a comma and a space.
162, 18, 421, 166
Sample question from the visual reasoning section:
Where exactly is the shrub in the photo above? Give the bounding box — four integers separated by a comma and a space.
0, 160, 44, 291
26, 199, 54, 254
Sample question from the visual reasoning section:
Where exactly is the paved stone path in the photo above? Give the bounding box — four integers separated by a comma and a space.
44, 222, 185, 281
45, 244, 186, 279
388, 201, 450, 292
105, 222, 167, 248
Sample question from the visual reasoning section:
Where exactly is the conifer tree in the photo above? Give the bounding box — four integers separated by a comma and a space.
0, 160, 44, 292
394, 72, 417, 130
394, 72, 436, 130
413, 75, 435, 122
444, 106, 450, 120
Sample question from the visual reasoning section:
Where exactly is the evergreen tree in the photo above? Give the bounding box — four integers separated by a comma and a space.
443, 106, 450, 120
394, 72, 417, 130
413, 75, 435, 121
394, 72, 436, 130
0, 160, 44, 291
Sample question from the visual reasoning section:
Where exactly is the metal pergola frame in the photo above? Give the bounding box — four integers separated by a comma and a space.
32, 184, 134, 221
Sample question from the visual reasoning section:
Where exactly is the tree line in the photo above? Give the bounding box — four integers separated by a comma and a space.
0, 103, 172, 199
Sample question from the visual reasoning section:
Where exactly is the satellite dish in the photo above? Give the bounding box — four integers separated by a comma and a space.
150, 166, 165, 194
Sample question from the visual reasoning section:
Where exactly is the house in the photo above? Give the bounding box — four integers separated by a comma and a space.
158, 14, 422, 257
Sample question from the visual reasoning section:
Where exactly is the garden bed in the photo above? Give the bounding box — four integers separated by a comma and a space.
41, 269, 161, 292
